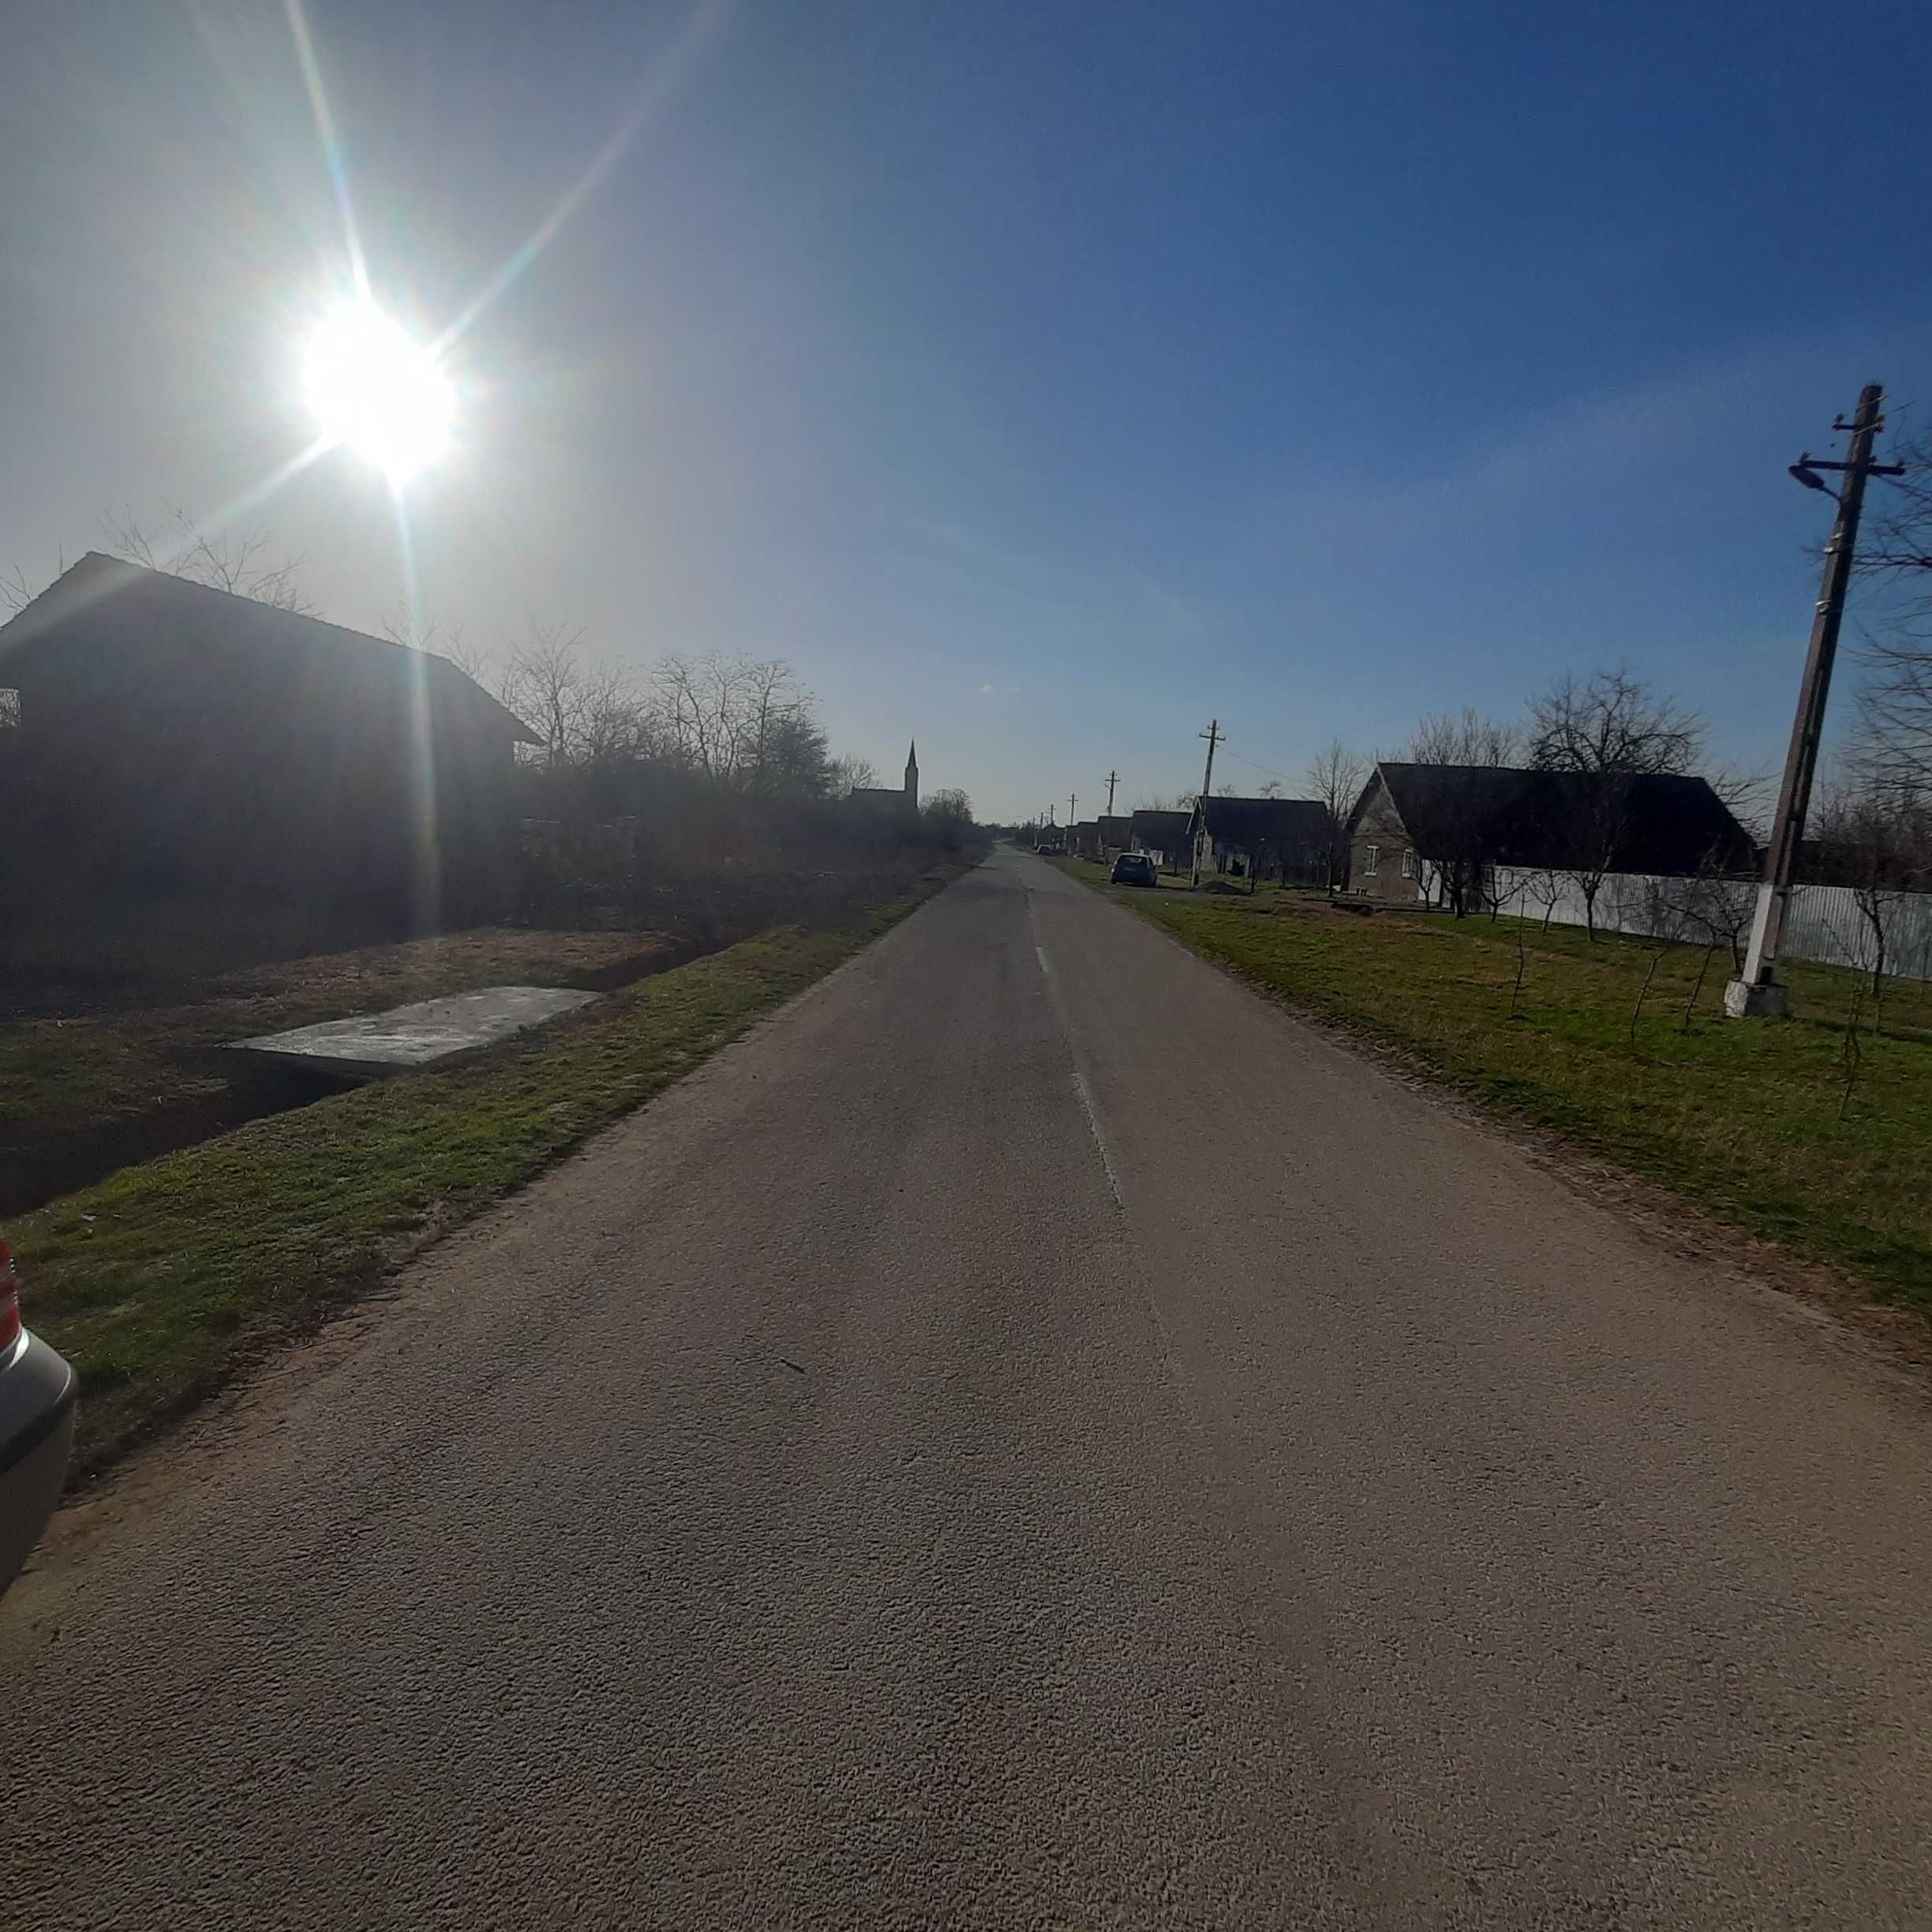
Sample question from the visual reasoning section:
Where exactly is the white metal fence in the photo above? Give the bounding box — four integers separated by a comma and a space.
1476, 867, 1932, 983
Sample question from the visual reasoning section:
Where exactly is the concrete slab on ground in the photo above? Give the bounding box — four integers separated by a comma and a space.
231, 986, 598, 1080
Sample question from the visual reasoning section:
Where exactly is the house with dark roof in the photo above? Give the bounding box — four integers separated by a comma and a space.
1129, 808, 1192, 871
1095, 814, 1133, 858
0, 552, 535, 932
1346, 761, 1755, 913
1186, 796, 1333, 887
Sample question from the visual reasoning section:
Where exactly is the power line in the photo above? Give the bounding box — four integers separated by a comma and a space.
1218, 746, 1299, 785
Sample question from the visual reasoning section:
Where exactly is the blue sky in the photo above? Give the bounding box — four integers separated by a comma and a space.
3, 1, 1930, 819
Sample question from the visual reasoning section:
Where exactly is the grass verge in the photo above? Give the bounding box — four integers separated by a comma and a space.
0, 927, 685, 1216
16, 881, 945, 1477
1054, 858, 1932, 1318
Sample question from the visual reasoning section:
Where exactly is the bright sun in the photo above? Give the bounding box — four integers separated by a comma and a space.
302, 302, 455, 483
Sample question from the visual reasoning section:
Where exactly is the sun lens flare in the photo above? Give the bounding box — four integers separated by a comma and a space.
302, 302, 455, 483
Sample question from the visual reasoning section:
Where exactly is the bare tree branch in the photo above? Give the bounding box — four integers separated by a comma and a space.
100, 506, 314, 612
1303, 739, 1368, 891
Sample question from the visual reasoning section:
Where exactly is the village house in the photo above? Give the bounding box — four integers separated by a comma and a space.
0, 552, 534, 933
1346, 761, 1755, 912
1129, 808, 1192, 872
1186, 796, 1333, 886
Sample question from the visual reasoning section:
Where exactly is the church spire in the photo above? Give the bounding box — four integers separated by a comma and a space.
904, 739, 919, 802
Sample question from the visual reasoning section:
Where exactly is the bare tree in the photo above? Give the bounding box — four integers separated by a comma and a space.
1629, 941, 1673, 1055
1708, 761, 1774, 848
1503, 874, 1533, 1017
653, 652, 757, 784
831, 754, 879, 796
1527, 668, 1704, 777
739, 659, 825, 795
1520, 866, 1567, 932
1811, 777, 1932, 1020
1407, 707, 1522, 769
1658, 847, 1760, 1009
1855, 623, 1932, 794
379, 609, 502, 691
100, 507, 313, 612
578, 661, 659, 772
1816, 428, 1932, 788
648, 652, 833, 796
502, 622, 593, 769
1394, 711, 1520, 916
1526, 668, 1705, 941
0, 560, 54, 616
1304, 739, 1367, 891
922, 787, 977, 852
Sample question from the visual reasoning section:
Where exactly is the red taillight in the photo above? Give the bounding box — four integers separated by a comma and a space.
0, 1236, 20, 1351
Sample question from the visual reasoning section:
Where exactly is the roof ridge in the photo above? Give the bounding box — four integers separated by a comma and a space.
0, 551, 534, 742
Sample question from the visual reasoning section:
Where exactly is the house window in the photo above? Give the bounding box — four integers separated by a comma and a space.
1401, 851, 1414, 879
1364, 844, 1380, 876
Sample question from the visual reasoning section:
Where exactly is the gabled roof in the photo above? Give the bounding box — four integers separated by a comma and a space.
1361, 762, 1755, 874
0, 552, 537, 744
1189, 794, 1331, 850
1365, 763, 1527, 837
1129, 808, 1191, 847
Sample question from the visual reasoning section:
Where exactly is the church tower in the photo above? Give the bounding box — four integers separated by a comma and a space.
904, 741, 919, 809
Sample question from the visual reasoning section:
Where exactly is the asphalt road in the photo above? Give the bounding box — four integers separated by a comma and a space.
7, 848, 1932, 1928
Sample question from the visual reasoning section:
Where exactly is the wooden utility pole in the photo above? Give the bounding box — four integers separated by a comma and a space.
1105, 770, 1119, 815
1191, 720, 1222, 884
1729, 382, 1904, 1017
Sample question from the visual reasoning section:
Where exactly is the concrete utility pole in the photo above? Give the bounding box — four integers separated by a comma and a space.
1105, 770, 1119, 815
1191, 719, 1223, 885
1728, 381, 1904, 1017
1069, 792, 1078, 830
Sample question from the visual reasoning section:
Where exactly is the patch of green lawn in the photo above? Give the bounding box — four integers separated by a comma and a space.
15, 887, 940, 1477
1054, 858, 1932, 1316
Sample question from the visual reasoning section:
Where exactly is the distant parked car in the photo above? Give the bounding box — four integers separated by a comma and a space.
0, 1235, 76, 1597
1110, 852, 1159, 887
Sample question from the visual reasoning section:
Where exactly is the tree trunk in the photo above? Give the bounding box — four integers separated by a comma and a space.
1683, 941, 1717, 1030
1630, 946, 1668, 1053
